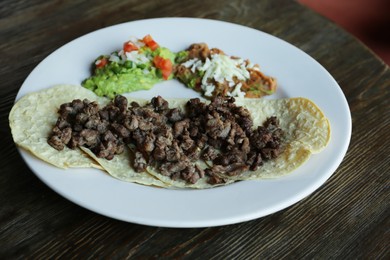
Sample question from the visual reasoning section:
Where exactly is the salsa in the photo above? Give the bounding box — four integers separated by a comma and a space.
174, 43, 277, 98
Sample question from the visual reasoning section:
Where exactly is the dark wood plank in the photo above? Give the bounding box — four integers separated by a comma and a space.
0, 0, 388, 259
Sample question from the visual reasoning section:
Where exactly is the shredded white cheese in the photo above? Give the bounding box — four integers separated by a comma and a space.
182, 58, 199, 68
183, 54, 251, 97
227, 82, 245, 98
202, 84, 215, 97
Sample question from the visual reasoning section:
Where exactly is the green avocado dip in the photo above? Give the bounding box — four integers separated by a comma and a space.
82, 35, 176, 98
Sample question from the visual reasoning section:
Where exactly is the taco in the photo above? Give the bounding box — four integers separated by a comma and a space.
9, 85, 106, 169
143, 97, 330, 187
9, 85, 330, 189
9, 85, 168, 187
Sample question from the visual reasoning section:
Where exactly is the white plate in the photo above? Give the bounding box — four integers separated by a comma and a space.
16, 18, 351, 227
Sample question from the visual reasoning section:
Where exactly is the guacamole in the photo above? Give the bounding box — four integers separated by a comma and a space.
82, 35, 176, 98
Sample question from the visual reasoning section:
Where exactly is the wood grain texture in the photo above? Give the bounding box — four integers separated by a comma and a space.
1, 0, 389, 258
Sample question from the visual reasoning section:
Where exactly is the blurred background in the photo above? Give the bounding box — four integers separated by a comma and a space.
298, 0, 390, 65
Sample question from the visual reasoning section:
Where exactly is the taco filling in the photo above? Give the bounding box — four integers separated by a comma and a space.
48, 94, 284, 185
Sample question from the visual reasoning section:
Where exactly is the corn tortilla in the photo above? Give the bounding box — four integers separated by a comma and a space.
9, 85, 171, 187
80, 147, 168, 187
10, 85, 330, 188
145, 97, 330, 186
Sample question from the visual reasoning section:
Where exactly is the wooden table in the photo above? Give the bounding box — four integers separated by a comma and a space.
1, 0, 389, 258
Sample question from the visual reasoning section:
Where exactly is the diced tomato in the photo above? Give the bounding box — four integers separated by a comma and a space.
95, 57, 108, 68
143, 34, 159, 51
153, 56, 173, 80
123, 41, 139, 53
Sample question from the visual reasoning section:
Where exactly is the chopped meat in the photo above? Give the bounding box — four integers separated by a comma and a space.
159, 161, 188, 176
181, 165, 200, 184
142, 134, 155, 153
84, 116, 101, 129
173, 119, 189, 137
111, 123, 130, 138
208, 163, 249, 177
114, 95, 128, 112
47, 126, 70, 150
167, 108, 183, 122
123, 115, 139, 131
202, 146, 219, 161
138, 120, 153, 131
48, 99, 122, 160
79, 129, 99, 147
48, 95, 284, 185
165, 141, 182, 162
151, 95, 169, 111
180, 133, 194, 151
133, 151, 147, 172
153, 143, 166, 161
